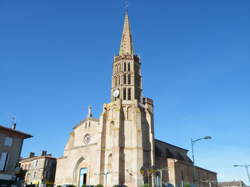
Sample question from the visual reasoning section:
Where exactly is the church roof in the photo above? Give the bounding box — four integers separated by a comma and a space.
154, 139, 193, 163
119, 12, 134, 56
73, 117, 99, 129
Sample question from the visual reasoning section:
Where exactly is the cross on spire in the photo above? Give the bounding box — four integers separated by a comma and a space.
125, 0, 129, 12
87, 105, 93, 118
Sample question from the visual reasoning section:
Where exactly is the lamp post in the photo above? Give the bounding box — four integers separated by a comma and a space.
95, 171, 112, 187
233, 164, 250, 184
191, 136, 212, 187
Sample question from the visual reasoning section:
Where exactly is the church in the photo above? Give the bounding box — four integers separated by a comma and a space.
54, 12, 217, 187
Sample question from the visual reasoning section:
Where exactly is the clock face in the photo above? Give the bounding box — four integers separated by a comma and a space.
83, 134, 91, 145
113, 89, 120, 98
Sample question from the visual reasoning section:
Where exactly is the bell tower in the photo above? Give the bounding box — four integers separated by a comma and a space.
97, 12, 155, 187
111, 12, 142, 102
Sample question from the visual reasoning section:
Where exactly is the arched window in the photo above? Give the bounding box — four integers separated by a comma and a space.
128, 63, 130, 72
123, 74, 126, 84
124, 62, 126, 72
123, 88, 126, 100
128, 88, 131, 100
128, 74, 131, 84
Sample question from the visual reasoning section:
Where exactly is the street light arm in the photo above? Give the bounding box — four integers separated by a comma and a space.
192, 136, 212, 144
234, 165, 250, 167
192, 138, 204, 144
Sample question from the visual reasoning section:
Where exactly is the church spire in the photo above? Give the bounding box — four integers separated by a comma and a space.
111, 11, 142, 103
119, 12, 134, 56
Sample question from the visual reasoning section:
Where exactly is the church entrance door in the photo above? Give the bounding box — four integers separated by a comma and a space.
79, 168, 88, 187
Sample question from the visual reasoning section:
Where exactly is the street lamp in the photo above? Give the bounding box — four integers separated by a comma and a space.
191, 136, 212, 187
95, 171, 112, 187
191, 136, 212, 164
233, 164, 250, 184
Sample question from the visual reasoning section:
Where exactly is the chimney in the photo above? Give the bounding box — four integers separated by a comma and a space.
41, 150, 47, 156
29, 152, 35, 158
11, 123, 16, 130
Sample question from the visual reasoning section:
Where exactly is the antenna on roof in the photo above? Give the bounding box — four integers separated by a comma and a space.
11, 116, 16, 130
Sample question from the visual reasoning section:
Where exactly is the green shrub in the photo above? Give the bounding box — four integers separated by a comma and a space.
141, 184, 150, 187
185, 184, 191, 187
57, 186, 62, 187
82, 185, 87, 187
96, 185, 104, 187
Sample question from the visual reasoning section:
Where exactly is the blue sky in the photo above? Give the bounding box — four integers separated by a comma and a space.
0, 0, 249, 184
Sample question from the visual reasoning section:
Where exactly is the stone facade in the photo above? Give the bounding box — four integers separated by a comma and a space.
20, 151, 57, 185
0, 125, 32, 183
55, 13, 155, 187
55, 12, 217, 187
55, 88, 155, 187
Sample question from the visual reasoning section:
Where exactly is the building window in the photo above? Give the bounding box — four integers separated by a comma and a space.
124, 62, 126, 72
26, 173, 31, 183
128, 74, 131, 84
123, 88, 126, 100
34, 171, 37, 179
128, 88, 131, 100
123, 74, 126, 84
128, 63, 130, 72
0, 152, 9, 171
4, 137, 13, 146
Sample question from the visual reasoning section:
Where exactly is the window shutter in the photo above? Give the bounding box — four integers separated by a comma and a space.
0, 152, 8, 171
